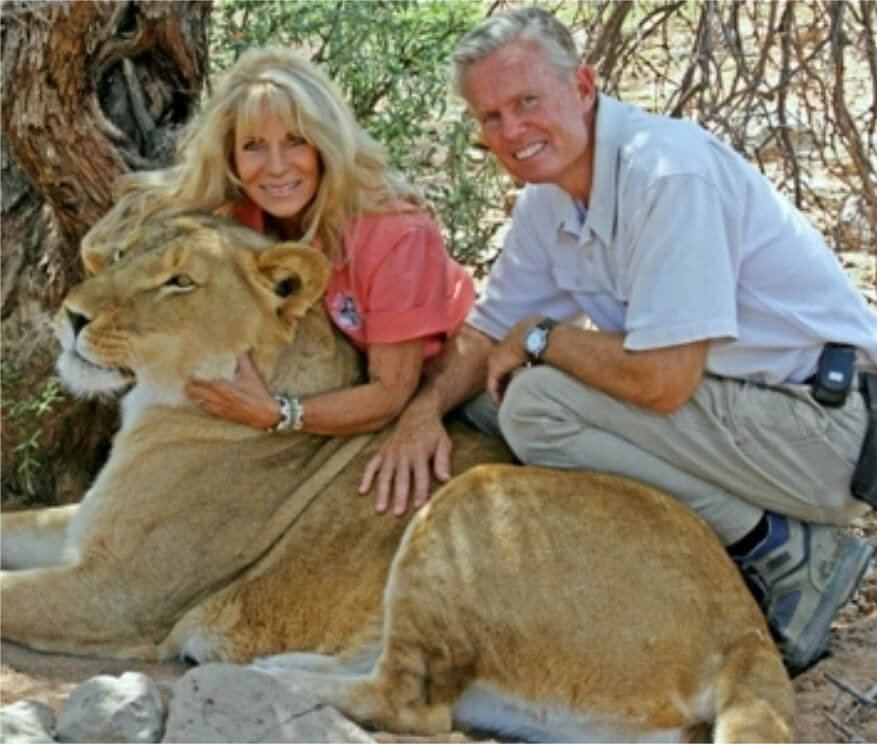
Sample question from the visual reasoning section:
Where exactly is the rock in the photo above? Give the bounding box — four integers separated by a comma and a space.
55, 672, 165, 743
163, 664, 374, 743
0, 700, 55, 743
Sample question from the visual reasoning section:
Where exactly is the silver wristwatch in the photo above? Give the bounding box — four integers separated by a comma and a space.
523, 318, 558, 363
268, 394, 305, 433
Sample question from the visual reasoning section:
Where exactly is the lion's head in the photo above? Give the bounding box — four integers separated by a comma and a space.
56, 214, 336, 408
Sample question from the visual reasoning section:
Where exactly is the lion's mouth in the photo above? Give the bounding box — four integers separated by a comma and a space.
57, 348, 135, 397
73, 349, 134, 379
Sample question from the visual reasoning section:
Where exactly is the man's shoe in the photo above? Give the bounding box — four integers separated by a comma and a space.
737, 515, 873, 675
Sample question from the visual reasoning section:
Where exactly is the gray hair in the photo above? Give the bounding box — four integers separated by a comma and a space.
451, 7, 580, 97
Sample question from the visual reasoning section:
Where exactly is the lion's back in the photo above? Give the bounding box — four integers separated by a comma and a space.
383, 461, 767, 702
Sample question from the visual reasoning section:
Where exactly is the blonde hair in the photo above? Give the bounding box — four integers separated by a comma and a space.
93, 47, 421, 264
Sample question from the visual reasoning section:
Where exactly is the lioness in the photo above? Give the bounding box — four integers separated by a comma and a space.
1, 214, 793, 741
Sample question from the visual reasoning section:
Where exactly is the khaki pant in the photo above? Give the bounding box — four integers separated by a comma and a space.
488, 368, 870, 545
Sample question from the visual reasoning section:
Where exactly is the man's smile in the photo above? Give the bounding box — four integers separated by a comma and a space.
514, 142, 547, 160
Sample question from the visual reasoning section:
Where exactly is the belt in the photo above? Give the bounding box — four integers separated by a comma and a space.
851, 372, 876, 506
860, 371, 875, 408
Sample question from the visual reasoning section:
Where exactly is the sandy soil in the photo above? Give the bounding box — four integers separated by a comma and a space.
0, 645, 186, 712
788, 510, 877, 743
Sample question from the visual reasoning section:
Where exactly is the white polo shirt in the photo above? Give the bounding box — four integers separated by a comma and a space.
468, 94, 877, 384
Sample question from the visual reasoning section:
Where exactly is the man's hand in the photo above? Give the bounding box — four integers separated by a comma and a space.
186, 352, 281, 430
359, 399, 452, 517
486, 315, 543, 405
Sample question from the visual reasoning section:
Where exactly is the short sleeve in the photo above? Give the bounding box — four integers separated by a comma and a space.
468, 188, 579, 340
623, 175, 740, 350
361, 221, 473, 346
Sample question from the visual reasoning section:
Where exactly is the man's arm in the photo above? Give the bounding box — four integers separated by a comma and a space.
488, 316, 708, 413
359, 323, 496, 515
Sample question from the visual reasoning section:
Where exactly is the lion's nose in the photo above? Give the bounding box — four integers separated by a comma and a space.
66, 308, 89, 337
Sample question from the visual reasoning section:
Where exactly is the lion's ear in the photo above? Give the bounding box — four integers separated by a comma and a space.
256, 243, 331, 320
81, 248, 106, 277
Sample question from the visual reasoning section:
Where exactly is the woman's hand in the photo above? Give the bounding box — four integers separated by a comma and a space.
359, 396, 453, 517
186, 352, 281, 430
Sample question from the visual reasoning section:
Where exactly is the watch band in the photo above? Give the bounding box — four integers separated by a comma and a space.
268, 394, 305, 433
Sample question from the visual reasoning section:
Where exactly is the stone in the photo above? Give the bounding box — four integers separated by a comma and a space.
55, 671, 165, 743
0, 699, 55, 743
163, 663, 374, 743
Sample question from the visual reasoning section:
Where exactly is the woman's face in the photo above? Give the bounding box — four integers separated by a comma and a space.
233, 111, 321, 234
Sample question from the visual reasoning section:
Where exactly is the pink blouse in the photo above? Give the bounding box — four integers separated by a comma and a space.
231, 200, 475, 359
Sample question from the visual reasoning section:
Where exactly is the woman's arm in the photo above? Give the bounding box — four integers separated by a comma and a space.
294, 340, 424, 435
185, 339, 424, 437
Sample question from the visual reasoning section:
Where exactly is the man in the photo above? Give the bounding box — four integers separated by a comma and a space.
360, 7, 876, 674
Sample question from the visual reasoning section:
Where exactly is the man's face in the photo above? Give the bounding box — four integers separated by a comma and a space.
461, 40, 596, 201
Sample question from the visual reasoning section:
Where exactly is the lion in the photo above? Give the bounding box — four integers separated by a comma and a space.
1, 213, 793, 742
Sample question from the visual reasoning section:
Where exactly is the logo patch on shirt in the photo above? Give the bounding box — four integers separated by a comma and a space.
331, 293, 362, 331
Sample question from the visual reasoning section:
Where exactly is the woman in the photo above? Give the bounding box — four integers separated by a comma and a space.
98, 47, 474, 481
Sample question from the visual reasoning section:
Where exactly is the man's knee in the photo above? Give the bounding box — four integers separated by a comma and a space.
498, 367, 546, 460
498, 366, 600, 461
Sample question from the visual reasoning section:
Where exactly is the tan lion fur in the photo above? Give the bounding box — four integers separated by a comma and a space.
1, 214, 793, 742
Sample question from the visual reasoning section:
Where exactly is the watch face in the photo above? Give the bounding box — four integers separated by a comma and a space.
524, 328, 546, 357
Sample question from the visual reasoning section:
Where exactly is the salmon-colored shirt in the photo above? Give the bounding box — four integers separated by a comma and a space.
231, 200, 475, 359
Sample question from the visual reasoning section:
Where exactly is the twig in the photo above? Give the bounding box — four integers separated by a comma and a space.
824, 712, 866, 743
824, 673, 877, 707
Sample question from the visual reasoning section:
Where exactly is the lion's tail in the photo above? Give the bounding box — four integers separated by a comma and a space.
712, 634, 794, 743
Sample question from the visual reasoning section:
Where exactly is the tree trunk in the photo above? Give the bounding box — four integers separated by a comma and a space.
1, 1, 210, 506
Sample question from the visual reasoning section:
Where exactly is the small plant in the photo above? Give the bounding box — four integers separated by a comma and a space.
2, 363, 67, 503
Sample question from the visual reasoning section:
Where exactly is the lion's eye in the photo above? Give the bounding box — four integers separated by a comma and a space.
112, 248, 125, 264
164, 274, 195, 290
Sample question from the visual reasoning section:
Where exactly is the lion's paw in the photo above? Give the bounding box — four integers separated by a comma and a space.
252, 651, 338, 676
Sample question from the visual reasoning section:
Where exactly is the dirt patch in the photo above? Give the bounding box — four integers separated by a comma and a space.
0, 643, 186, 711
793, 616, 877, 743
791, 511, 877, 743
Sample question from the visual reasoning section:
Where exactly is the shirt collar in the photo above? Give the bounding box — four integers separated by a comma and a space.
585, 93, 624, 246
230, 197, 266, 234
556, 92, 625, 246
